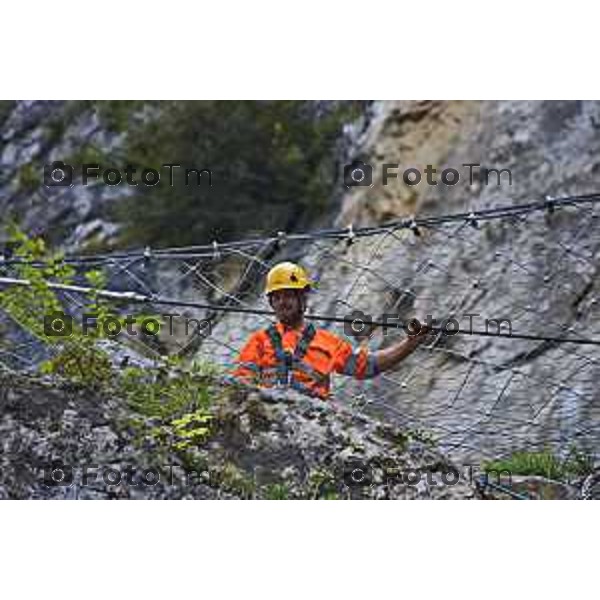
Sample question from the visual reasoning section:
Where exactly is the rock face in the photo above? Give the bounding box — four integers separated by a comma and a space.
201, 101, 600, 466
0, 101, 123, 251
0, 371, 475, 499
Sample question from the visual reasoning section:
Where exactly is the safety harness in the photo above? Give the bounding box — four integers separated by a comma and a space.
264, 323, 326, 395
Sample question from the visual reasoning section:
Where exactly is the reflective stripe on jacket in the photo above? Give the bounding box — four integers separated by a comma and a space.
232, 322, 379, 399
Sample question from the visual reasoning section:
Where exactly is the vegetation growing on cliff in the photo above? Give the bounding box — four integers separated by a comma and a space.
0, 227, 217, 456
3, 101, 363, 248
484, 447, 595, 482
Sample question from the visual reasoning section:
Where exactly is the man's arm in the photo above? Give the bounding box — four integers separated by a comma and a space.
373, 323, 430, 374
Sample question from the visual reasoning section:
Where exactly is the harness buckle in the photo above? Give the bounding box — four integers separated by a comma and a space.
284, 351, 293, 386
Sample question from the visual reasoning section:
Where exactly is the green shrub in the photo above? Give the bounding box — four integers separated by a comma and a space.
483, 446, 595, 482
119, 358, 216, 452
264, 483, 291, 500
0, 226, 124, 387
0, 228, 217, 451
111, 100, 363, 247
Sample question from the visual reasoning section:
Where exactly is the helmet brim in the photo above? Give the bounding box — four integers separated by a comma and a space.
266, 283, 312, 295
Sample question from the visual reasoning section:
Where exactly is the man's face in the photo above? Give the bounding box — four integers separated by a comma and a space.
269, 288, 306, 327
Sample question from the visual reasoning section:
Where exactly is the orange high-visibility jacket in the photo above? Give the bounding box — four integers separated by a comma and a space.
232, 322, 379, 399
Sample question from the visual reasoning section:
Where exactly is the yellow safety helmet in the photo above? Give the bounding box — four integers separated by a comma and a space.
265, 262, 313, 295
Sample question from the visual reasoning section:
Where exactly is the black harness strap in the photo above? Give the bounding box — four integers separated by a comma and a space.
293, 323, 317, 361
264, 323, 318, 386
265, 325, 288, 384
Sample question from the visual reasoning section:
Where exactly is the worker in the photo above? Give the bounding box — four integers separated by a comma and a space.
232, 261, 429, 399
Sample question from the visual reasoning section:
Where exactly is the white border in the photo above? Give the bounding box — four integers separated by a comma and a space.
2, 1, 599, 98
0, 502, 597, 598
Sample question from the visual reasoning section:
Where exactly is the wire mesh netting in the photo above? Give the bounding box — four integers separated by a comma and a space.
1, 194, 599, 462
